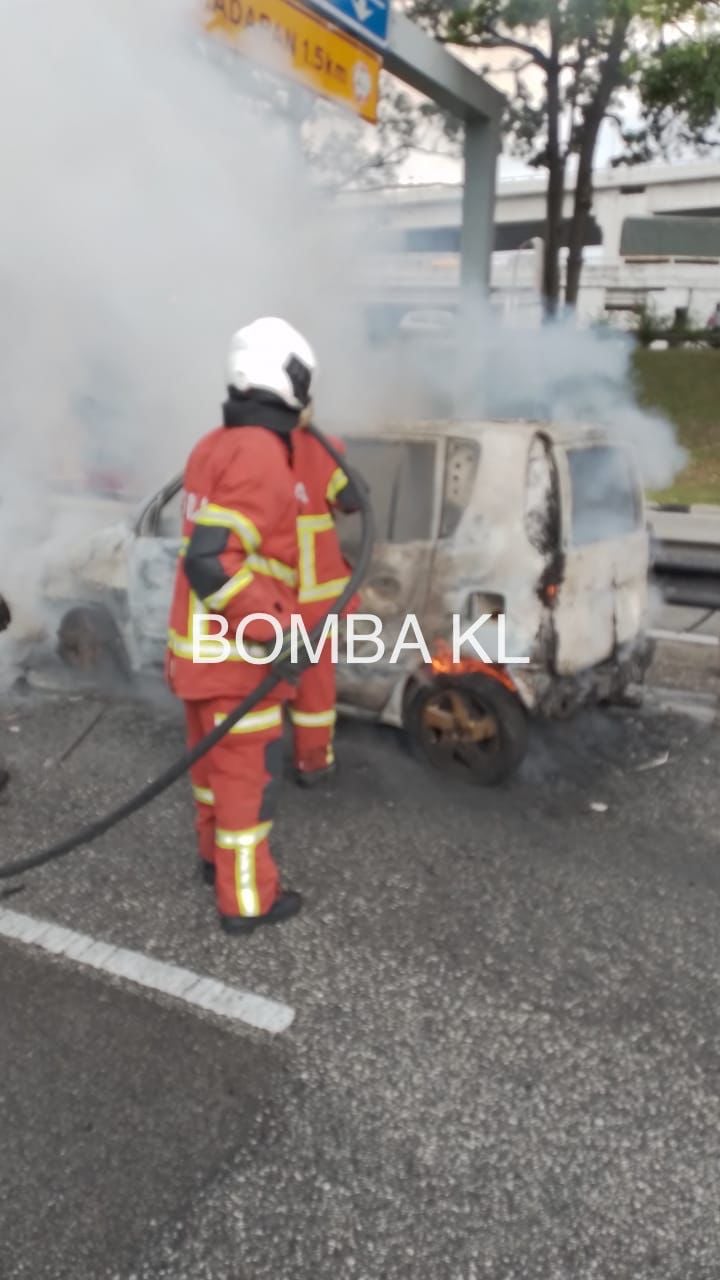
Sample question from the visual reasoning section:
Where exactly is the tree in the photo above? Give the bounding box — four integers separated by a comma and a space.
295, 81, 434, 191
409, 0, 720, 313
624, 8, 720, 160
201, 35, 429, 189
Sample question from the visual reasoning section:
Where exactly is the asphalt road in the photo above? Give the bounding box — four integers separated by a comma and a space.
2, 688, 720, 1279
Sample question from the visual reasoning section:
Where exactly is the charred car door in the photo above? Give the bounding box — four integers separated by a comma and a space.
552, 443, 647, 674
127, 475, 183, 671
335, 436, 443, 711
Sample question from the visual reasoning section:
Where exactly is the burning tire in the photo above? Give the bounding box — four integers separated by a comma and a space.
404, 673, 528, 785
57, 603, 130, 683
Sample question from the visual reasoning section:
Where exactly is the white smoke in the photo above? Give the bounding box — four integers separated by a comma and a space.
356, 302, 685, 491
0, 0, 685, 684
461, 307, 687, 490
0, 0, 370, 669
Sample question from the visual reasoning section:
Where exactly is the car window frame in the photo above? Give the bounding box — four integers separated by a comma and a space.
134, 473, 183, 538
340, 436, 443, 546
562, 442, 642, 549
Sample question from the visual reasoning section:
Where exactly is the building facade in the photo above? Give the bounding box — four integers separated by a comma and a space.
339, 161, 720, 329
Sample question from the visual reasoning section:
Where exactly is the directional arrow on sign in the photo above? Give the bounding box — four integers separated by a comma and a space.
302, 0, 390, 48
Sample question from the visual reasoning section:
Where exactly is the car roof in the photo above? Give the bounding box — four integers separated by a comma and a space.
343, 418, 614, 449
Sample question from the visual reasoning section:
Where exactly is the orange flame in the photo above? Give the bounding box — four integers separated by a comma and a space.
430, 640, 516, 692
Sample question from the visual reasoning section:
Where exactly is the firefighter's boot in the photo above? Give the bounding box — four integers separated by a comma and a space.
220, 889, 303, 935
295, 762, 336, 788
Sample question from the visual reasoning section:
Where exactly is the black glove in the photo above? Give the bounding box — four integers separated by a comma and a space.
271, 630, 313, 684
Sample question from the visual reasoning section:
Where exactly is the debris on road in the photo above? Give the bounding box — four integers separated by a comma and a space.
42, 704, 108, 772
635, 749, 670, 772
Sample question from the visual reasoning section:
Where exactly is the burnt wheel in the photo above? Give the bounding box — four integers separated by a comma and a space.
404, 674, 528, 785
57, 604, 131, 683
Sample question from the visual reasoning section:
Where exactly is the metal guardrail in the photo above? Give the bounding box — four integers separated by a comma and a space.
649, 507, 720, 610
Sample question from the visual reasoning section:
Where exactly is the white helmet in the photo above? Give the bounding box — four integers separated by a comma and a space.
227, 317, 316, 410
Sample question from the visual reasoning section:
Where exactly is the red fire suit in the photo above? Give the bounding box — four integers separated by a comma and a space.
290, 429, 361, 775
166, 413, 298, 919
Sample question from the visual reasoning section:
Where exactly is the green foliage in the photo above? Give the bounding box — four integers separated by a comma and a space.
409, 0, 719, 304
629, 32, 720, 156
412, 0, 714, 167
634, 348, 720, 502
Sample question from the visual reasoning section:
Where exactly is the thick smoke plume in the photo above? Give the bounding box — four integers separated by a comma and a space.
0, 0, 684, 682
0, 0, 368, 669
369, 305, 685, 491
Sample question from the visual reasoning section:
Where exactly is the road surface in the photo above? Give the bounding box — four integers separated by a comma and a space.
1, 689, 720, 1279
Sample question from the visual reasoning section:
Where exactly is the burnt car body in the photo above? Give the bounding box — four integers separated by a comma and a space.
43, 418, 652, 783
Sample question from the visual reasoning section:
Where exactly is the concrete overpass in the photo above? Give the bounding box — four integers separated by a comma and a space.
338, 161, 720, 328
338, 160, 720, 259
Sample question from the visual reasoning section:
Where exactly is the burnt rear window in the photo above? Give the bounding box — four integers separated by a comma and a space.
567, 446, 641, 546
341, 440, 437, 543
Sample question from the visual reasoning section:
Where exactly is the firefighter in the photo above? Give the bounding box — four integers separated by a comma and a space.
166, 317, 315, 934
290, 415, 363, 784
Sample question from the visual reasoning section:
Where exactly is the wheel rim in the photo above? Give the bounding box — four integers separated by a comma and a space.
419, 686, 500, 772
59, 615, 102, 671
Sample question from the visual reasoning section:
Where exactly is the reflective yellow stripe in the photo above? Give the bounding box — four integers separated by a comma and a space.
168, 627, 245, 662
216, 822, 272, 848
236, 845, 260, 916
214, 706, 283, 734
203, 567, 254, 611
289, 708, 336, 728
299, 513, 334, 534
299, 575, 350, 604
193, 503, 261, 553
297, 513, 337, 604
326, 467, 348, 504
168, 628, 263, 663
172, 591, 245, 662
246, 553, 297, 587
216, 822, 273, 916
179, 535, 294, 590
192, 784, 215, 805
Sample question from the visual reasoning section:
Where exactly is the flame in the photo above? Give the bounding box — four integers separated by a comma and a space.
430, 640, 516, 692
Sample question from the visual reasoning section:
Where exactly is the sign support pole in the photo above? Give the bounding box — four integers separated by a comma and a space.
460, 114, 501, 300
382, 13, 505, 305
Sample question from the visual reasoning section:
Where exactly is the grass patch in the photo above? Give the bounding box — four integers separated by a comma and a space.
633, 349, 720, 504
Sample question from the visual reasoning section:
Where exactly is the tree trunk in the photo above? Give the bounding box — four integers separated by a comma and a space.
542, 147, 565, 315
542, 20, 564, 317
564, 138, 595, 307
565, 9, 631, 307
541, 4, 565, 318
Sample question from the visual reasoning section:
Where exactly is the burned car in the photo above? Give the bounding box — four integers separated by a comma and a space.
45, 419, 652, 784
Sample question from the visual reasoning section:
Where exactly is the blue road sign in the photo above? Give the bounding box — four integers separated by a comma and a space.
303, 0, 390, 50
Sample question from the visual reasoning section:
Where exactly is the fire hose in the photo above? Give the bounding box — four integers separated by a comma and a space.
0, 425, 374, 886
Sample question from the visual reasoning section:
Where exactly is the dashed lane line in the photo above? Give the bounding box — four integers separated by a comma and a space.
0, 907, 295, 1034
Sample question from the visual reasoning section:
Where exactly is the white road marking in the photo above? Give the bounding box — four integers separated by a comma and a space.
649, 628, 720, 647
644, 685, 718, 726
0, 908, 294, 1034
